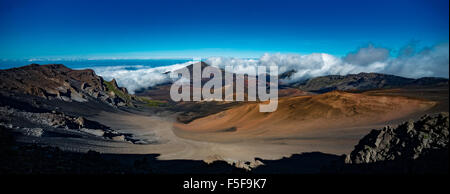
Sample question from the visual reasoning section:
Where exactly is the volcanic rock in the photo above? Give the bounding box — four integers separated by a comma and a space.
0, 64, 133, 107
345, 112, 449, 164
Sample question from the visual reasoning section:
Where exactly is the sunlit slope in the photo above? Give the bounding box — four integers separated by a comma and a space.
175, 91, 436, 138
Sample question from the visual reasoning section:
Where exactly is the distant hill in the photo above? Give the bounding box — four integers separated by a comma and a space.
285, 72, 448, 93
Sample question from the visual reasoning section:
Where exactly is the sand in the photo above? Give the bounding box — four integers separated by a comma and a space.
175, 91, 436, 142
17, 109, 387, 167
16, 91, 440, 168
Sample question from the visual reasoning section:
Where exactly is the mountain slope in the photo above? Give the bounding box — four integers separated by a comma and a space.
0, 64, 133, 107
287, 72, 448, 93
175, 91, 437, 142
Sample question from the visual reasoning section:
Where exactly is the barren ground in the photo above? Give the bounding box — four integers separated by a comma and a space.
16, 88, 447, 167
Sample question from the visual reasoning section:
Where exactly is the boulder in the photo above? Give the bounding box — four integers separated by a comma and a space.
346, 112, 449, 164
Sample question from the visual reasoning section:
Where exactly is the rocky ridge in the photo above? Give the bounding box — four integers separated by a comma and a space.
287, 72, 448, 93
0, 106, 150, 144
0, 64, 133, 107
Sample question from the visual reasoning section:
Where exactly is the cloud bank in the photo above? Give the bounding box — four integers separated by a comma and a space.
92, 42, 449, 93
91, 61, 194, 94
206, 42, 449, 82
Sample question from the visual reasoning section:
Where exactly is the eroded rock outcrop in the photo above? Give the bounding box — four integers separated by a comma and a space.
0, 64, 133, 107
345, 112, 449, 164
0, 106, 149, 144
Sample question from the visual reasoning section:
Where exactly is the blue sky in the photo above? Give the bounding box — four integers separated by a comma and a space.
0, 0, 448, 59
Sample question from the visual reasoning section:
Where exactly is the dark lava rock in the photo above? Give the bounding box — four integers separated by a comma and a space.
0, 64, 132, 107
345, 112, 449, 164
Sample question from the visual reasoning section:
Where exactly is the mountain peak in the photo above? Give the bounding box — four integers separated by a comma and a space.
110, 78, 119, 88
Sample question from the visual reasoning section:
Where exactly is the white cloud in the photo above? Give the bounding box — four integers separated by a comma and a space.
343, 44, 390, 66
381, 42, 449, 78
87, 42, 448, 93
205, 52, 389, 82
206, 42, 449, 82
90, 61, 194, 94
